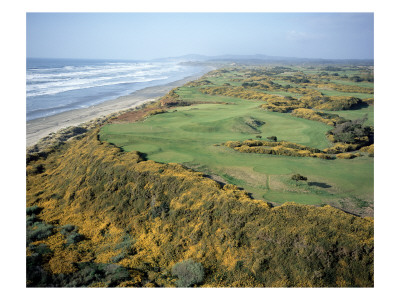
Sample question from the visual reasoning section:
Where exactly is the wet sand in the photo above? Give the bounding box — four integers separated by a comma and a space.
26, 72, 208, 147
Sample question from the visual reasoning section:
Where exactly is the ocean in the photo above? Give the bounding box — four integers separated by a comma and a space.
26, 58, 204, 121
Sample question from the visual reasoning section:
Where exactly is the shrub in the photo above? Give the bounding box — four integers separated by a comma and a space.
145, 109, 166, 117
225, 141, 242, 148
363, 98, 374, 105
26, 214, 39, 227
185, 79, 213, 87
291, 174, 308, 181
291, 108, 346, 126
26, 164, 45, 175
60, 224, 77, 236
336, 153, 358, 159
359, 144, 374, 155
225, 140, 328, 159
110, 252, 126, 263
59, 224, 84, 245
27, 222, 54, 244
27, 205, 41, 216
172, 259, 204, 287
323, 143, 360, 154
329, 116, 373, 145
103, 264, 131, 286
311, 153, 334, 160
66, 232, 84, 245
267, 136, 277, 142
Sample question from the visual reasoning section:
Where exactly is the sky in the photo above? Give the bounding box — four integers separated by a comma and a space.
26, 13, 374, 60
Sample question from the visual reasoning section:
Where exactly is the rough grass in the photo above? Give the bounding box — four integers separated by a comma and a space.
321, 106, 374, 127
317, 89, 373, 99
330, 79, 374, 88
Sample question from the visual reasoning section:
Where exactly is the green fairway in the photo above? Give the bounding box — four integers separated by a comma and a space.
100, 96, 373, 213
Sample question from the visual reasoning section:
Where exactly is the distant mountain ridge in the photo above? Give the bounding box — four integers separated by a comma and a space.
156, 54, 374, 65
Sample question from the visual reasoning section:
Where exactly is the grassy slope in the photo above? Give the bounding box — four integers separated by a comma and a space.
26, 130, 374, 287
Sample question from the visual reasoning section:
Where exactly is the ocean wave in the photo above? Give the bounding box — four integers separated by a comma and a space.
26, 59, 204, 121
26, 62, 183, 97
26, 62, 181, 81
26, 67, 170, 81
26, 76, 169, 97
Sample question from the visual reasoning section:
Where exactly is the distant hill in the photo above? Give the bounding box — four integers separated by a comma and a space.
156, 54, 373, 66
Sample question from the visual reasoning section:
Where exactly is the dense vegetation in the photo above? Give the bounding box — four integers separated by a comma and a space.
27, 130, 373, 287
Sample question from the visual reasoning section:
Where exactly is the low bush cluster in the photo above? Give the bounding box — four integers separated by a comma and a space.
336, 153, 360, 159
184, 79, 214, 87
291, 108, 347, 126
323, 143, 360, 154
26, 207, 55, 245
328, 117, 373, 146
27, 260, 134, 287
60, 225, 85, 245
27, 205, 42, 216
224, 135, 371, 159
171, 259, 205, 287
145, 109, 167, 118
363, 98, 374, 105
291, 174, 307, 181
200, 86, 321, 105
224, 140, 334, 159
359, 144, 374, 155
330, 83, 373, 94
301, 95, 364, 111
259, 96, 305, 113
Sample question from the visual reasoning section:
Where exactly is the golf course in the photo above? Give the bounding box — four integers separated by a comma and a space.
100, 66, 374, 216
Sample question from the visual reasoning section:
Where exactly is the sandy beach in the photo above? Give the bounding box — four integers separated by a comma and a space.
26, 72, 208, 148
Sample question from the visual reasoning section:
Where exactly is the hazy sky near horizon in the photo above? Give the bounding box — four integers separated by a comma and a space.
26, 13, 374, 60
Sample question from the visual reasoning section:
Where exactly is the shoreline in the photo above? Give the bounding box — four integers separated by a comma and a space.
26, 70, 211, 148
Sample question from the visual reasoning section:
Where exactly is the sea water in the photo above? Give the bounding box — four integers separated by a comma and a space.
26, 58, 204, 121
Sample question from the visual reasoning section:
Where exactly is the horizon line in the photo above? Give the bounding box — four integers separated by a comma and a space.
26, 55, 374, 62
